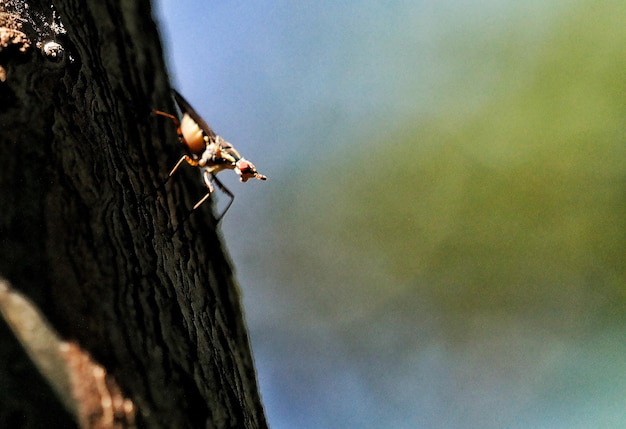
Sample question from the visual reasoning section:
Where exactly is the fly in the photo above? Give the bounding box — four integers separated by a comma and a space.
154, 90, 267, 221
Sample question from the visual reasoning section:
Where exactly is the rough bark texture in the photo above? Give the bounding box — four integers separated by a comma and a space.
0, 1, 268, 428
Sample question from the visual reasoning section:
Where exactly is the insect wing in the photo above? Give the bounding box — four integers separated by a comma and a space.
172, 89, 217, 139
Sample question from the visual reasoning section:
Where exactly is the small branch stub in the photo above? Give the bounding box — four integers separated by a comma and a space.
0, 278, 136, 429
0, 1, 71, 80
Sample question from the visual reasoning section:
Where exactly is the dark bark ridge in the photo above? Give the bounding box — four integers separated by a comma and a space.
0, 1, 268, 428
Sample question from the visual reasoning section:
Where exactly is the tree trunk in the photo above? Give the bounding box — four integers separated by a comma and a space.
0, 1, 268, 428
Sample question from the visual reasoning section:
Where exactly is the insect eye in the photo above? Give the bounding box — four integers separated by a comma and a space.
238, 160, 253, 173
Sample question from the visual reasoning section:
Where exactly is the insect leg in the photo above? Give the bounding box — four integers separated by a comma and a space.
211, 174, 235, 222
145, 155, 194, 199
169, 155, 198, 177
170, 171, 214, 235
191, 170, 216, 211
153, 109, 186, 149
153, 109, 180, 126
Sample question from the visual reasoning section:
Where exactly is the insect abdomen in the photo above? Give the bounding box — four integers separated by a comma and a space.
180, 114, 207, 154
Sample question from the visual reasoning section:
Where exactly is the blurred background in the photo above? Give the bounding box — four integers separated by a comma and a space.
154, 1, 625, 428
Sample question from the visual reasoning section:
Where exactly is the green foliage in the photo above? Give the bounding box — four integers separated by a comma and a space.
286, 1, 626, 327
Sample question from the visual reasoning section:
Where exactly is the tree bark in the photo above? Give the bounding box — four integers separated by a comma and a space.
0, 1, 268, 428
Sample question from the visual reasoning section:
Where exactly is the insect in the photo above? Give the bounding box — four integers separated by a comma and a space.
154, 90, 267, 221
